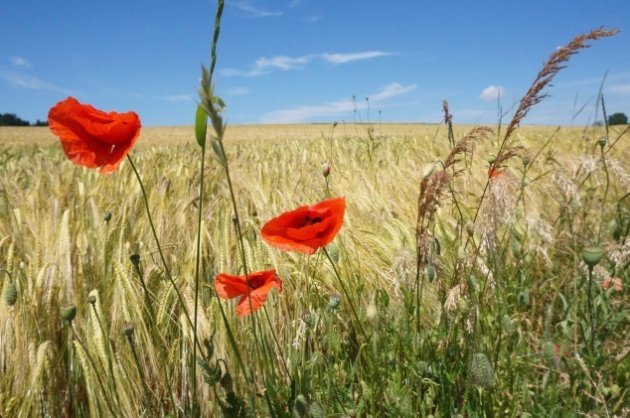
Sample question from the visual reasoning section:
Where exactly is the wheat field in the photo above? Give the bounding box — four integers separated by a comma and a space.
0, 121, 628, 416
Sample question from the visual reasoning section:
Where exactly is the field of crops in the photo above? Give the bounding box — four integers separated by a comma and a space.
0, 119, 628, 416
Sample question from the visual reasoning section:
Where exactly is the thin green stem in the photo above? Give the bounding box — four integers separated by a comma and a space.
323, 247, 367, 340
597, 145, 610, 244
126, 155, 194, 332
125, 332, 153, 409
191, 144, 206, 416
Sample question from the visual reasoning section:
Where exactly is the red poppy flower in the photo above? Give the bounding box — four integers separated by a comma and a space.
261, 197, 346, 255
214, 270, 282, 316
48, 97, 141, 174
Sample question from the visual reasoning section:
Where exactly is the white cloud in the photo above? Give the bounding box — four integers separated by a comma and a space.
322, 51, 391, 65
157, 94, 193, 102
479, 85, 504, 101
232, 1, 283, 18
259, 82, 416, 123
607, 84, 630, 95
226, 86, 250, 96
221, 51, 392, 77
9, 56, 31, 68
0, 70, 74, 94
288, 0, 303, 8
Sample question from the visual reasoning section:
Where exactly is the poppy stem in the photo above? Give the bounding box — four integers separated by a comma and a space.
126, 155, 198, 339
323, 247, 368, 340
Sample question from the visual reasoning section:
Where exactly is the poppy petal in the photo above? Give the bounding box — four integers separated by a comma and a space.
235, 278, 282, 316
214, 273, 248, 299
48, 97, 141, 174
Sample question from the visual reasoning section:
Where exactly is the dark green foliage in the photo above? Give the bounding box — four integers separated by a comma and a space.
607, 112, 628, 125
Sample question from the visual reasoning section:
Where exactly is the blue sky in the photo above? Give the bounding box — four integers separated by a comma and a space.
1, 1, 629, 126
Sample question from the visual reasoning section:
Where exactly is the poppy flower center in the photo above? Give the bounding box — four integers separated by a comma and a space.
247, 274, 269, 290
302, 215, 322, 227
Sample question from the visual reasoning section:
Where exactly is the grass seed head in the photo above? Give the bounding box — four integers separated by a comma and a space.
123, 321, 135, 338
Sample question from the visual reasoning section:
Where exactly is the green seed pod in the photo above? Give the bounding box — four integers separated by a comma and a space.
327, 243, 340, 264
521, 155, 531, 167
293, 394, 308, 418
129, 254, 141, 267
103, 211, 112, 223
308, 401, 325, 418
327, 294, 341, 311
518, 289, 529, 306
582, 246, 603, 268
598, 136, 607, 148
469, 353, 495, 389
61, 305, 77, 323
511, 240, 522, 258
301, 312, 315, 327
4, 281, 17, 306
501, 314, 514, 333
425, 265, 436, 282
87, 295, 97, 305
123, 322, 135, 337
487, 155, 496, 165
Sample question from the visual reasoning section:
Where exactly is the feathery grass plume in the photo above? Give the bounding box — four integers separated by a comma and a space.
503, 28, 619, 143
416, 126, 493, 267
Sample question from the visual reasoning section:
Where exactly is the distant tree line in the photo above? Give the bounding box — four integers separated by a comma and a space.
0, 113, 48, 126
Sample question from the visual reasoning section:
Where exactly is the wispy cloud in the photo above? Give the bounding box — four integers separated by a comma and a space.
0, 70, 75, 95
288, 0, 303, 8
221, 51, 392, 77
303, 15, 322, 23
479, 85, 504, 101
259, 82, 416, 123
157, 94, 194, 102
226, 86, 250, 96
607, 83, 630, 95
231, 1, 283, 18
9, 56, 31, 68
322, 51, 391, 65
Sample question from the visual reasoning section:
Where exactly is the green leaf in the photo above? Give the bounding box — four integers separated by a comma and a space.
195, 105, 208, 147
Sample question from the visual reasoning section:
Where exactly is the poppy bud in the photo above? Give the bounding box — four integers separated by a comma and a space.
598, 136, 607, 148
61, 305, 77, 323
4, 281, 17, 306
487, 155, 496, 165
293, 394, 308, 418
425, 265, 436, 282
220, 371, 234, 393
501, 314, 514, 333
582, 246, 603, 268
103, 211, 112, 223
308, 401, 325, 418
469, 353, 494, 389
130, 254, 141, 267
87, 295, 97, 305
123, 322, 135, 338
518, 289, 529, 306
327, 294, 341, 311
322, 164, 331, 178
465, 221, 475, 236
521, 155, 531, 167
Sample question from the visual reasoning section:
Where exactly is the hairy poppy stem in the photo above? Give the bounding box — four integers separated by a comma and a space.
323, 247, 368, 340
126, 155, 193, 325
